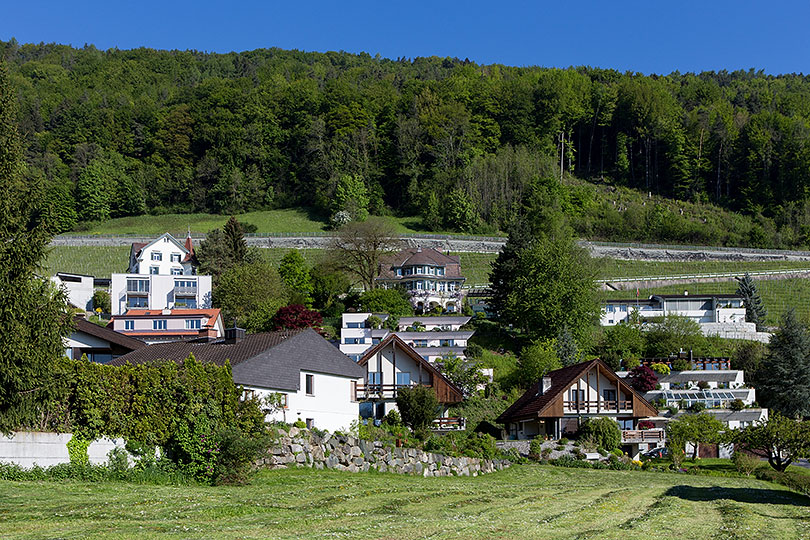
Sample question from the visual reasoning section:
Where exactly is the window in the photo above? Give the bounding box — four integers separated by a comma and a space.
150, 266, 159, 275
124, 320, 134, 330
171, 268, 183, 275
570, 389, 585, 403
175, 299, 197, 309
396, 372, 411, 386
414, 339, 428, 348
603, 389, 616, 402
151, 252, 162, 261
345, 338, 365, 345
185, 319, 201, 330
440, 339, 455, 347
606, 305, 615, 313
126, 297, 148, 308
368, 372, 381, 385
153, 320, 167, 330
346, 322, 362, 328
396, 268, 402, 276
127, 279, 149, 293
372, 338, 381, 345
437, 267, 444, 276
305, 374, 314, 395
171, 253, 181, 263
618, 419, 634, 430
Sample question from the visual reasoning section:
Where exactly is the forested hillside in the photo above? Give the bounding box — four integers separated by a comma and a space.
5, 39, 810, 247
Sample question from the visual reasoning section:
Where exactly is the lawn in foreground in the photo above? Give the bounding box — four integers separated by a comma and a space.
1, 465, 808, 539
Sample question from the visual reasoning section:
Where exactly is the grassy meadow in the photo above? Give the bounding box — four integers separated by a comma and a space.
1, 465, 808, 539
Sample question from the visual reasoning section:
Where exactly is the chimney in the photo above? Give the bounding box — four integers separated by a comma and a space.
198, 325, 218, 341
542, 376, 552, 394
224, 327, 246, 344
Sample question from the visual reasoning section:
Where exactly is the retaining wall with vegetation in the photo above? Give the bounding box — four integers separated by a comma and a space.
260, 427, 510, 477
0, 432, 126, 468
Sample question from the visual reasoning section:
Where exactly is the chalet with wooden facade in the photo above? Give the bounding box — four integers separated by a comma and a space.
357, 334, 464, 429
497, 359, 660, 452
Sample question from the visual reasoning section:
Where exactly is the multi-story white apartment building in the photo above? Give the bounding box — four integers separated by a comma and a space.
110, 308, 224, 344
110, 232, 212, 316
375, 247, 466, 313
339, 312, 473, 362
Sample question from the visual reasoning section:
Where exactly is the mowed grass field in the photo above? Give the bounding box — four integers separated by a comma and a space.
1, 466, 808, 539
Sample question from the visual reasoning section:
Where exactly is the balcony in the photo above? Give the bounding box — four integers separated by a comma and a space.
621, 429, 665, 443
355, 383, 432, 401
174, 286, 198, 297
563, 400, 634, 413
432, 417, 466, 431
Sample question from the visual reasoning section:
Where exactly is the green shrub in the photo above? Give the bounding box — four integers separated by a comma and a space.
382, 410, 402, 427
558, 437, 569, 445
610, 448, 623, 457
293, 419, 307, 429
555, 444, 565, 451
688, 402, 706, 413
66, 436, 90, 467
529, 436, 544, 461
578, 418, 621, 450
395, 385, 438, 430
732, 450, 759, 477
729, 399, 745, 411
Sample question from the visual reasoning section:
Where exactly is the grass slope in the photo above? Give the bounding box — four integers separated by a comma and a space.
1, 466, 807, 539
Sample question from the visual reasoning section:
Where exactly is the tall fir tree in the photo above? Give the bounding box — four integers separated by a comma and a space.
223, 216, 247, 264
736, 273, 767, 331
555, 324, 580, 367
0, 61, 72, 432
757, 309, 810, 418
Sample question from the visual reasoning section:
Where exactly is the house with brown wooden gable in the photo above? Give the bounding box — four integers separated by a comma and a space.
497, 359, 661, 453
357, 334, 465, 429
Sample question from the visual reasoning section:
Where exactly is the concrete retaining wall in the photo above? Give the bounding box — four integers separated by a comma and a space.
261, 427, 509, 477
0, 432, 126, 469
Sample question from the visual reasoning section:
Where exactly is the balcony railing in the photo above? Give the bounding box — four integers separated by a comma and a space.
174, 286, 198, 297
621, 429, 665, 443
355, 383, 432, 401
432, 417, 466, 430
562, 400, 633, 412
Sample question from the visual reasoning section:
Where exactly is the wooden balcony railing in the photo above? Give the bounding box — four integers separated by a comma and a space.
621, 429, 665, 443
355, 383, 432, 401
432, 417, 466, 430
562, 400, 633, 412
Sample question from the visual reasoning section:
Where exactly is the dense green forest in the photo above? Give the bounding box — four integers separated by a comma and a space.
5, 39, 810, 247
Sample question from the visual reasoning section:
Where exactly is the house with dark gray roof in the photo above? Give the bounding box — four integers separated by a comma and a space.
110, 328, 365, 432
376, 247, 466, 313
65, 315, 146, 364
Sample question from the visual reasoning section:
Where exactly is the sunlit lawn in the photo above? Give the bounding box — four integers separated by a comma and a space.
1, 465, 808, 539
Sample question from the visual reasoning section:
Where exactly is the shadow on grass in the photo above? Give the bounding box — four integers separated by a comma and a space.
665, 485, 810, 507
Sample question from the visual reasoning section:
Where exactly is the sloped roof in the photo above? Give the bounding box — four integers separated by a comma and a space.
108, 328, 364, 391
73, 316, 145, 351
377, 248, 464, 280
359, 334, 464, 403
112, 309, 221, 319
496, 359, 658, 423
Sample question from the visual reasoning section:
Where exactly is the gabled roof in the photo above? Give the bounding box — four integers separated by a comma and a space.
108, 328, 365, 391
496, 359, 658, 423
359, 334, 464, 403
73, 316, 145, 351
130, 233, 190, 262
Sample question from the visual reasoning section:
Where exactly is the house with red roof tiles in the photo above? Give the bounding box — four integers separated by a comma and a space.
110, 308, 224, 344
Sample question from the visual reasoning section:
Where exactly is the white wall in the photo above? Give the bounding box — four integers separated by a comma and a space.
0, 432, 126, 469
248, 371, 360, 433
52, 275, 95, 312
111, 273, 212, 315
131, 235, 194, 276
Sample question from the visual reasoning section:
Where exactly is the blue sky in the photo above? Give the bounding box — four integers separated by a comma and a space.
3, 1, 809, 75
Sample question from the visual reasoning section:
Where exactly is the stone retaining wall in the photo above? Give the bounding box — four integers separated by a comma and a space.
260, 427, 510, 477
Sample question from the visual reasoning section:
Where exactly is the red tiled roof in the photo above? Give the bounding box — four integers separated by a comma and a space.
121, 330, 201, 337
113, 308, 221, 319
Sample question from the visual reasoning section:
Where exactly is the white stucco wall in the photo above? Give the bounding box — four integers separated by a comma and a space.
130, 235, 194, 276
0, 432, 127, 469
111, 274, 212, 315
247, 371, 360, 433
52, 274, 96, 312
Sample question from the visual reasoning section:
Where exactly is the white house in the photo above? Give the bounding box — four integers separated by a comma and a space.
375, 247, 466, 313
110, 273, 213, 315
65, 315, 145, 363
51, 272, 96, 312
128, 232, 197, 276
110, 308, 224, 344
602, 293, 769, 343
109, 328, 365, 433
339, 312, 473, 362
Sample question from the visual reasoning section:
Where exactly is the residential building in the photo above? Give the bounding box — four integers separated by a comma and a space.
51, 272, 97, 312
497, 359, 660, 455
466, 288, 493, 318
110, 308, 224, 344
109, 328, 365, 432
339, 312, 473, 362
601, 293, 770, 343
376, 247, 466, 313
110, 273, 212, 315
356, 334, 464, 429
128, 232, 197, 276
65, 315, 145, 363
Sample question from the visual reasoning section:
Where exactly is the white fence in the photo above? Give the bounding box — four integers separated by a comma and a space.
0, 432, 126, 469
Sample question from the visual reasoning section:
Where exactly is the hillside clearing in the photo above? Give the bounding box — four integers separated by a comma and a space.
0, 466, 807, 539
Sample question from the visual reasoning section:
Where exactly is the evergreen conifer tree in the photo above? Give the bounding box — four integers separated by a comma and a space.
0, 61, 72, 432
555, 324, 580, 367
736, 273, 767, 331
223, 216, 247, 265
758, 309, 810, 418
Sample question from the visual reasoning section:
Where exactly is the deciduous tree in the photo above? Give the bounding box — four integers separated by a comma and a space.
328, 217, 400, 291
